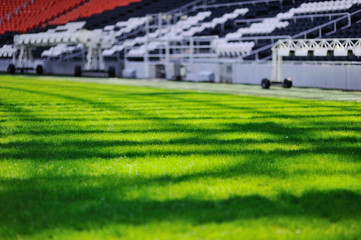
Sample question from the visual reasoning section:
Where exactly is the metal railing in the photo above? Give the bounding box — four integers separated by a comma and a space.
116, 25, 145, 42
234, 12, 350, 26
115, 0, 216, 44
166, 0, 216, 16
194, 0, 295, 10
242, 8, 361, 61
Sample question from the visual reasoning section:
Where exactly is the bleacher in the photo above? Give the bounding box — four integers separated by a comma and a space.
0, 0, 87, 34
0, 0, 361, 63
49, 0, 142, 26
104, 0, 361, 60
82, 0, 197, 29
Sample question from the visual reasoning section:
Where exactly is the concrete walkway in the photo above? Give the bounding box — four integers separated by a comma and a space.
33, 75, 361, 102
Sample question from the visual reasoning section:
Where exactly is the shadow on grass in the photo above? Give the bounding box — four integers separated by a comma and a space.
0, 81, 361, 237
0, 141, 360, 161
0, 89, 360, 161
1, 175, 361, 237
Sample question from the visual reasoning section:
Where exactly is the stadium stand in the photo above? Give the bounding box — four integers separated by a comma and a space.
0, 0, 361, 88
0, 44, 16, 58
82, 0, 199, 29
0, 0, 87, 34
97, 0, 361, 60
49, 0, 142, 26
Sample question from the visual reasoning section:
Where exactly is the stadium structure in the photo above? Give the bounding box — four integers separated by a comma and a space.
0, 0, 360, 90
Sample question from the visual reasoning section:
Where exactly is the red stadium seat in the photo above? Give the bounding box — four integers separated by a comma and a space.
49, 0, 141, 26
0, 0, 87, 34
0, 0, 141, 34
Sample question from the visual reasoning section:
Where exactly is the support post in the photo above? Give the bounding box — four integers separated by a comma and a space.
98, 46, 105, 71
12, 50, 16, 64
85, 45, 105, 71
85, 47, 93, 71
16, 45, 33, 69
165, 38, 170, 79
277, 54, 283, 82
28, 46, 33, 63
271, 48, 277, 81
145, 15, 150, 36
190, 38, 194, 72
144, 39, 149, 78
158, 13, 162, 31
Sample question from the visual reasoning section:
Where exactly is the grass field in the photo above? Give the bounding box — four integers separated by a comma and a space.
0, 75, 360, 240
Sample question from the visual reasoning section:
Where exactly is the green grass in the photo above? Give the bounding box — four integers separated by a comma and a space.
0, 75, 360, 240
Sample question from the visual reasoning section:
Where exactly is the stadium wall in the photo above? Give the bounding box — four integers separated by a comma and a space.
124, 60, 361, 90
231, 62, 361, 90
0, 60, 12, 72
1, 59, 360, 90
43, 61, 122, 77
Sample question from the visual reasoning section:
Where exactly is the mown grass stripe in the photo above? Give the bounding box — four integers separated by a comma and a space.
0, 76, 360, 240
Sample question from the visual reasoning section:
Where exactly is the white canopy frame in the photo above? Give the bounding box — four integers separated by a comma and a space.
13, 29, 115, 71
271, 38, 361, 82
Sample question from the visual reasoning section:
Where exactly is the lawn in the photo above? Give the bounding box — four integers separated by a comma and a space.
0, 75, 360, 240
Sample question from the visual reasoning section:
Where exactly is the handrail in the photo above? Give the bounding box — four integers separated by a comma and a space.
59, 51, 84, 62
115, 0, 216, 43
117, 25, 145, 42
166, 0, 216, 16
292, 12, 354, 38
194, 0, 295, 10
234, 12, 349, 25
239, 35, 291, 41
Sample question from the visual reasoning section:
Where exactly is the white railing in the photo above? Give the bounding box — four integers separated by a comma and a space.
270, 38, 361, 82
242, 8, 361, 60
167, 0, 216, 16
195, 0, 295, 10
234, 12, 350, 26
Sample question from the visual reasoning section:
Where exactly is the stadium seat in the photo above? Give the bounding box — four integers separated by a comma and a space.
0, 0, 87, 34
49, 0, 143, 26
1, 0, 361, 63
